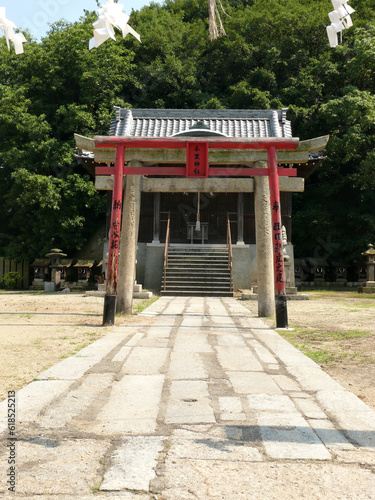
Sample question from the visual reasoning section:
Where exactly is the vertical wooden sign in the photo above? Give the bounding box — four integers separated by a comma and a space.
186, 142, 209, 178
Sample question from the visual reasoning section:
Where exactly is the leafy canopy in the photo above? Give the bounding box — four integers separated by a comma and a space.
1, 0, 375, 264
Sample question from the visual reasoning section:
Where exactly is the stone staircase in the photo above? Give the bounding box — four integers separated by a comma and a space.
161, 246, 233, 297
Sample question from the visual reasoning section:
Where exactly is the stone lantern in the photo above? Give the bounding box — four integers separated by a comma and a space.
45, 248, 67, 291
360, 244, 375, 293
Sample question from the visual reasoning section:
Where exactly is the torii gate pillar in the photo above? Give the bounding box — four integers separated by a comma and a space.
116, 165, 142, 315
254, 161, 275, 317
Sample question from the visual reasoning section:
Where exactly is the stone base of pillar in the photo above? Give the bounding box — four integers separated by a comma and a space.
253, 285, 298, 295
360, 281, 375, 293
247, 290, 309, 300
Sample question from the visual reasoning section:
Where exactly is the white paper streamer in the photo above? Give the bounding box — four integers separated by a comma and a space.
0, 7, 26, 54
89, 0, 141, 50
326, 0, 355, 48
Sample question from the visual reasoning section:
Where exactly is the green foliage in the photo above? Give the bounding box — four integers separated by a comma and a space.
1, 0, 375, 263
0, 272, 22, 290
3, 169, 106, 259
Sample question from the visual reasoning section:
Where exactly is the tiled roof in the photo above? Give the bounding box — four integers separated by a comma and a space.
110, 108, 292, 139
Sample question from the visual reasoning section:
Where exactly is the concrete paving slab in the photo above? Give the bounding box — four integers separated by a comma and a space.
316, 390, 375, 447
267, 362, 280, 370
87, 375, 164, 435
39, 373, 114, 429
221, 297, 254, 317
173, 333, 212, 353
36, 332, 126, 380
285, 364, 345, 392
334, 448, 375, 465
100, 436, 165, 492
247, 394, 298, 413
139, 296, 172, 315
169, 435, 262, 461
146, 324, 173, 338
307, 419, 355, 451
36, 356, 102, 381
162, 460, 375, 500
254, 329, 319, 368
0, 438, 110, 496
165, 380, 215, 424
180, 315, 203, 328
14, 380, 73, 424
122, 331, 144, 346
185, 300, 205, 315
168, 351, 208, 379
247, 339, 278, 364
3, 296, 375, 499
216, 346, 263, 371
121, 347, 169, 375
228, 372, 283, 395
293, 397, 328, 420
256, 411, 331, 460
1, 497, 151, 500
219, 396, 246, 421
271, 374, 301, 392
138, 337, 169, 348
216, 333, 246, 346
112, 346, 132, 362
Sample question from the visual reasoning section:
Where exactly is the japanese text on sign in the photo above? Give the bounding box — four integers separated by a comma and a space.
186, 142, 209, 178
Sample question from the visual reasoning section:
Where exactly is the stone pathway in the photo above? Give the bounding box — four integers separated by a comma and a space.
1, 296, 375, 499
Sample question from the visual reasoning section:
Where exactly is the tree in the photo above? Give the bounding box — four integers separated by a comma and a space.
2, 0, 375, 264
3, 169, 105, 260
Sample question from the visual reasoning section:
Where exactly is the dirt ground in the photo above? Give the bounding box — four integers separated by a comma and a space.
0, 290, 375, 413
241, 290, 375, 411
0, 291, 155, 402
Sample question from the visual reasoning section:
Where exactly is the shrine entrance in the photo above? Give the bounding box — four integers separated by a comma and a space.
140, 192, 239, 244
74, 107, 329, 327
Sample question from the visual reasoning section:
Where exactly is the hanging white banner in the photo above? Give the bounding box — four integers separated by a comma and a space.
0, 7, 27, 54
89, 0, 141, 50
326, 1, 355, 48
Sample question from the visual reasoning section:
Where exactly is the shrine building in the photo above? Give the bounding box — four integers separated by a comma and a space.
75, 107, 328, 296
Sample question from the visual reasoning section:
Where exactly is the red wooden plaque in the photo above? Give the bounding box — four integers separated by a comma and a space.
186, 142, 209, 178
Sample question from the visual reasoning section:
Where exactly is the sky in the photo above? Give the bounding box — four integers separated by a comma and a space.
2, 0, 153, 40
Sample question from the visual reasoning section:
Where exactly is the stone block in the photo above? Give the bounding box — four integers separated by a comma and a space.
44, 282, 55, 292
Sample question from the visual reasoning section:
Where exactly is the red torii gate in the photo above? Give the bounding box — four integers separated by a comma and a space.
94, 136, 299, 327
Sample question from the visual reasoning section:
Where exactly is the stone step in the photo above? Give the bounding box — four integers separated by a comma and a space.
164, 282, 231, 288
168, 253, 228, 256
168, 261, 228, 269
165, 274, 231, 280
168, 248, 228, 252
163, 248, 232, 296
161, 284, 231, 291
161, 290, 233, 297
167, 258, 229, 261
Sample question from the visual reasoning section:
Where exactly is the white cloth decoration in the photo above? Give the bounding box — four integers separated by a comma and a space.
0, 7, 26, 54
89, 0, 140, 50
326, 0, 355, 48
